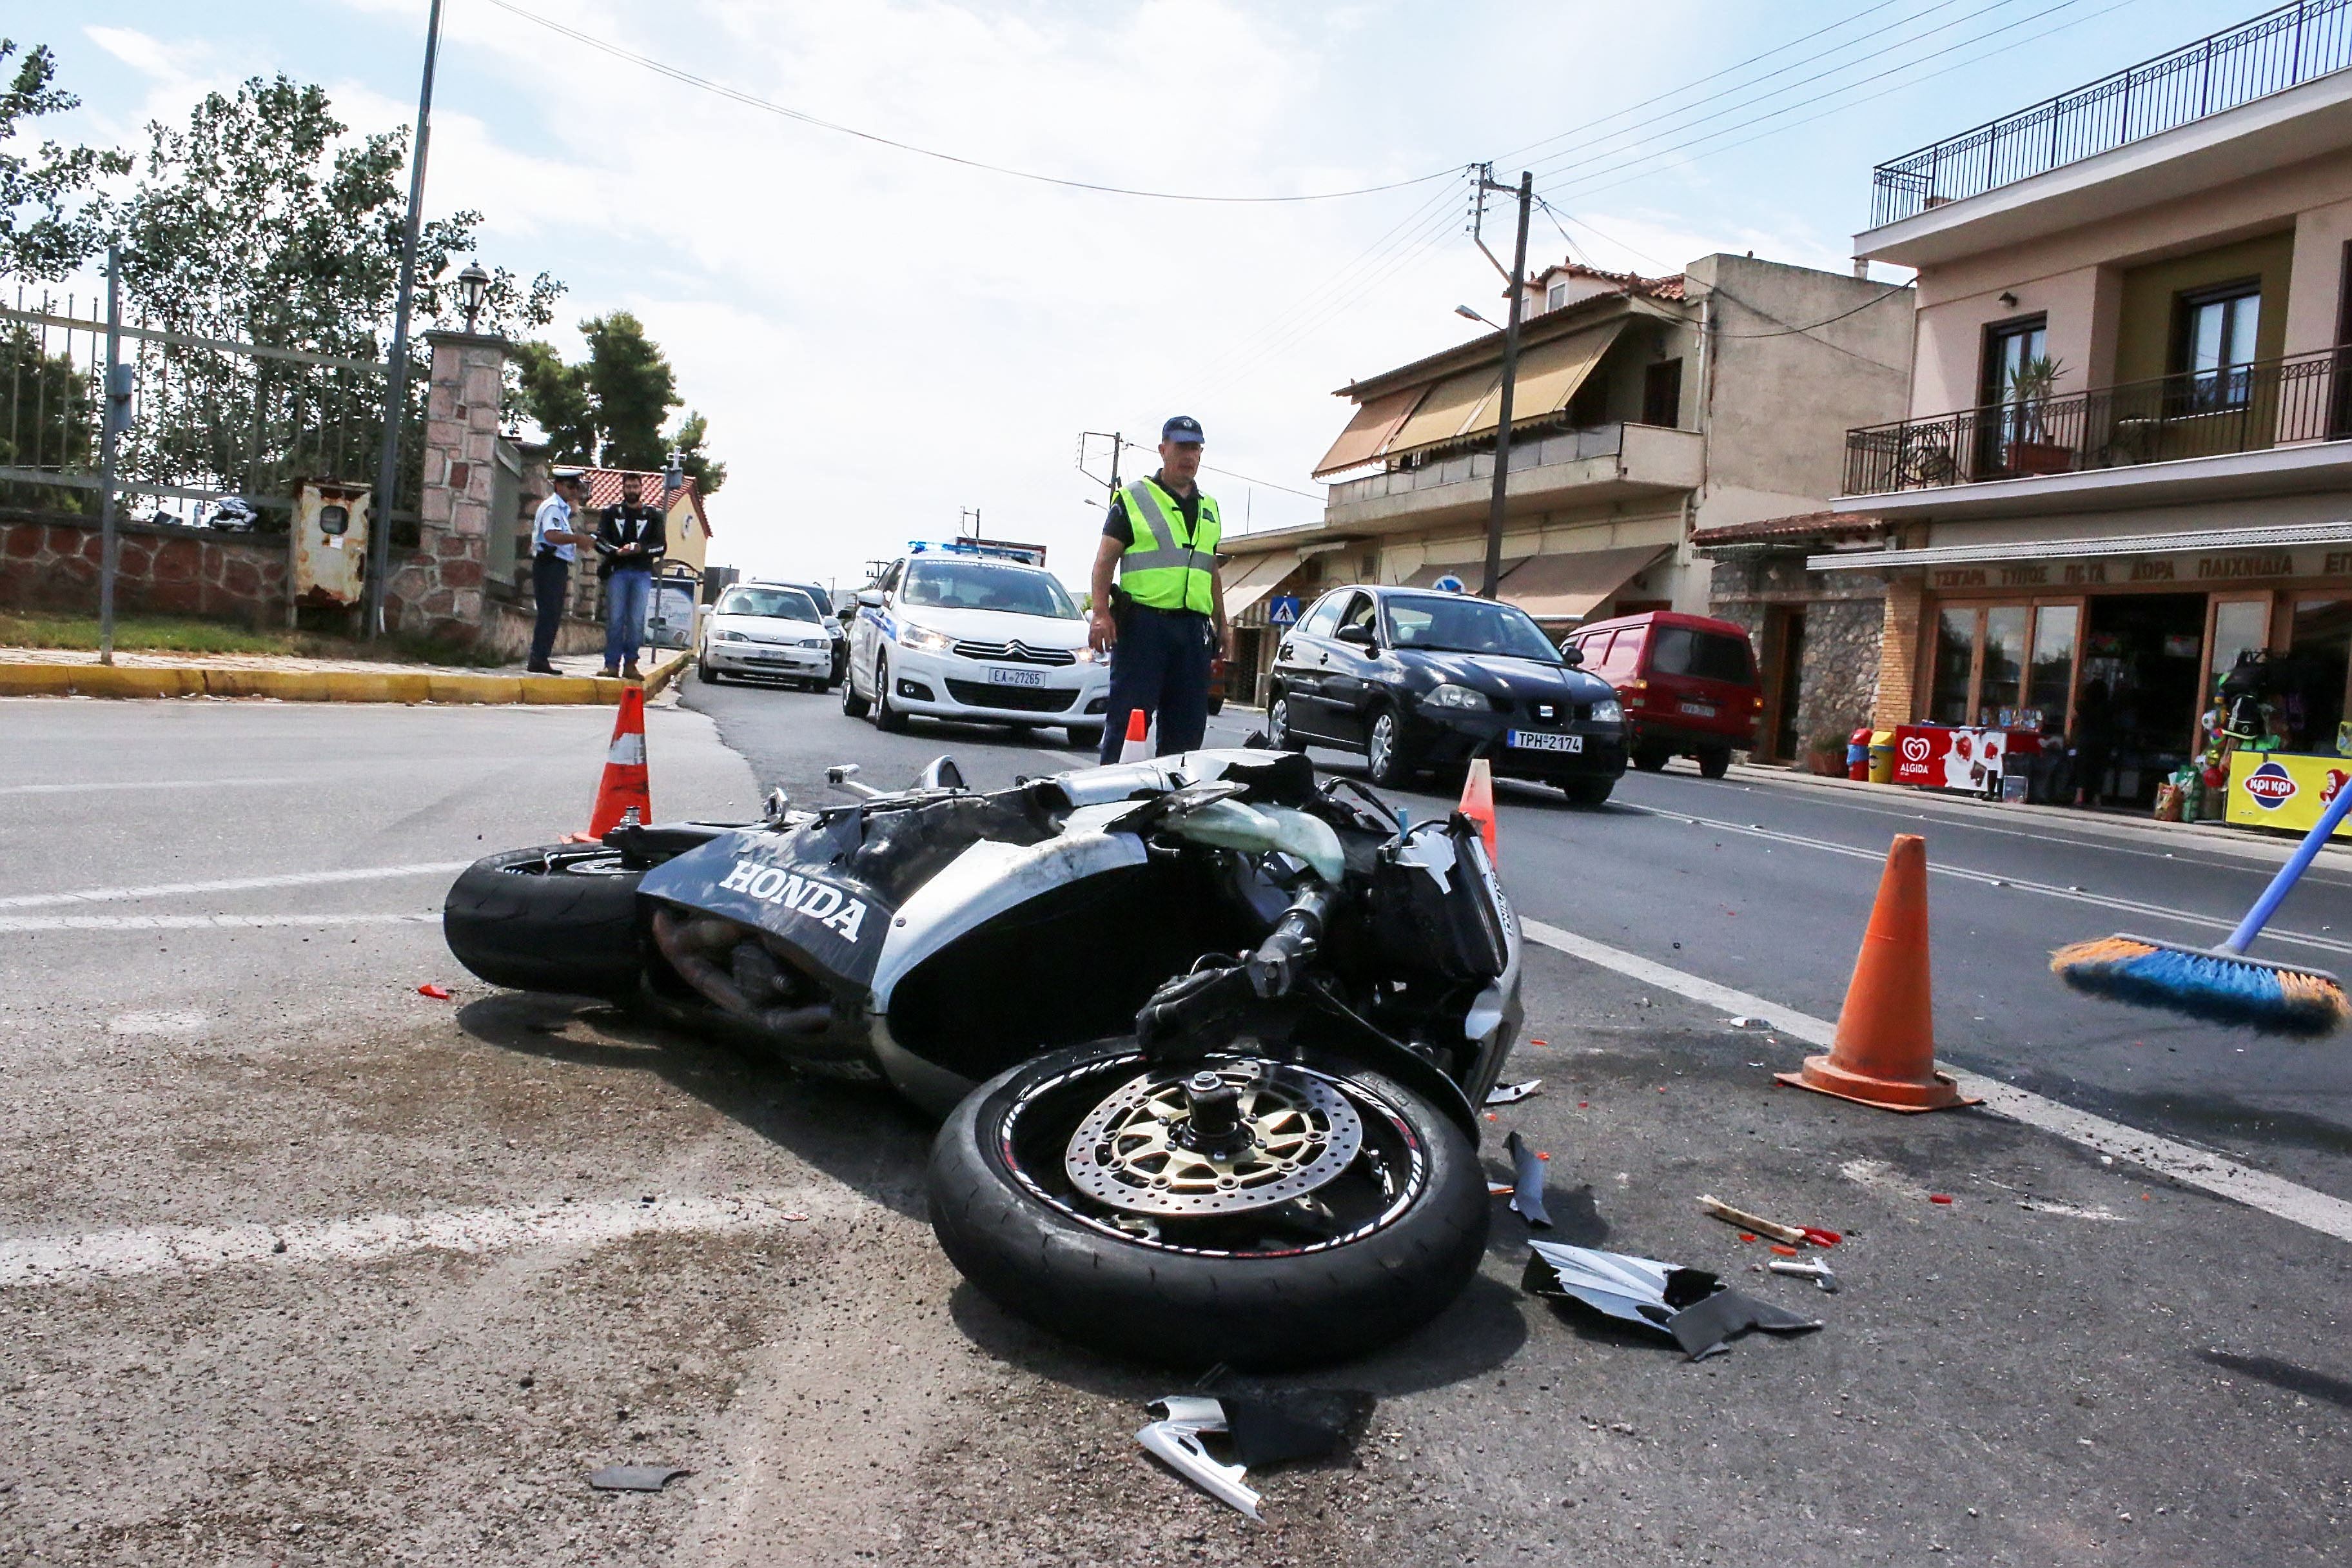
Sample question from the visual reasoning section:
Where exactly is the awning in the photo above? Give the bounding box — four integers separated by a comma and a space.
1455, 322, 1623, 444
1497, 545, 1665, 621
1806, 520, 2352, 572
1313, 386, 1427, 478
1399, 556, 1527, 589
1219, 549, 1308, 619
1387, 364, 1503, 455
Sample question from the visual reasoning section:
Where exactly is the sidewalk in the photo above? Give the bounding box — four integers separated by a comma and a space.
0, 643, 691, 705
1724, 757, 2351, 867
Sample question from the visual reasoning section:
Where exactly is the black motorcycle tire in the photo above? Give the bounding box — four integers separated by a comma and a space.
928, 1043, 1489, 1370
442, 845, 645, 999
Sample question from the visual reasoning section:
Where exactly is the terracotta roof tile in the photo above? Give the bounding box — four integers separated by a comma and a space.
1689, 510, 1883, 547
583, 466, 712, 536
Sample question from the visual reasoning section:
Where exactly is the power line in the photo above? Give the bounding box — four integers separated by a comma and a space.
1494, 0, 1976, 168
1536, 201, 1910, 371
1117, 438, 1324, 502
1179, 177, 1470, 397
1525, 0, 2068, 188
1531, 0, 2110, 204
1552, 0, 2144, 211
479, 0, 1455, 204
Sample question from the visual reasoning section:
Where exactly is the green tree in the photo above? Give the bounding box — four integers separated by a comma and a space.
515, 339, 594, 464
108, 74, 561, 503
666, 409, 725, 495
580, 310, 676, 469
0, 39, 130, 282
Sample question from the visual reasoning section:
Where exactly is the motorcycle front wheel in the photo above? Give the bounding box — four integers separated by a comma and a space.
928, 1042, 1488, 1369
442, 844, 645, 999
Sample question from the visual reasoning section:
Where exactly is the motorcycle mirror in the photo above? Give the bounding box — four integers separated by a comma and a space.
914, 755, 968, 792
825, 763, 882, 799
761, 786, 792, 823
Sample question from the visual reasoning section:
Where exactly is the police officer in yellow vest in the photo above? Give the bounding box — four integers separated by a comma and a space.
1088, 415, 1230, 762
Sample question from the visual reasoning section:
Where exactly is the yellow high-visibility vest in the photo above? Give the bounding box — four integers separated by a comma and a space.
1115, 477, 1221, 614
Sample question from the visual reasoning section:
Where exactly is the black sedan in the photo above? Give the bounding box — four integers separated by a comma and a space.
1266, 585, 1627, 804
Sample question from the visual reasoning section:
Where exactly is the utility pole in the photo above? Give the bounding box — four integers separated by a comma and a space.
1471, 165, 1533, 600
958, 506, 982, 538
95, 243, 130, 666
367, 0, 444, 640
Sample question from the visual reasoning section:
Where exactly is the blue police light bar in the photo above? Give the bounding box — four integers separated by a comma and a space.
906, 538, 1048, 566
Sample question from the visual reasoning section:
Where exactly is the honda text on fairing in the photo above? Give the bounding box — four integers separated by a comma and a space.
842, 542, 1111, 750
1267, 585, 1628, 805
442, 747, 1522, 1368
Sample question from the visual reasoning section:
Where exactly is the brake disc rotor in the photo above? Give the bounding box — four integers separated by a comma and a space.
1063, 1061, 1364, 1217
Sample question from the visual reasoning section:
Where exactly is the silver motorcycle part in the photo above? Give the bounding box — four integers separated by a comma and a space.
1062, 1059, 1364, 1218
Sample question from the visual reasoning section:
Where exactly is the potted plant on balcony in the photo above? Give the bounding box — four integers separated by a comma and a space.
2004, 355, 2073, 475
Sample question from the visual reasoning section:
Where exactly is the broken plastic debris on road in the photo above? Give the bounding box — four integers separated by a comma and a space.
1523, 1240, 1824, 1361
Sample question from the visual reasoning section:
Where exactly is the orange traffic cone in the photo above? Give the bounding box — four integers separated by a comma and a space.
585, 686, 651, 837
1458, 756, 1498, 862
1776, 834, 1976, 1112
1117, 707, 1153, 763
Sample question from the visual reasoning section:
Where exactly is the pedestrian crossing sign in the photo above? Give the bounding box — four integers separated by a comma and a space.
1268, 595, 1300, 625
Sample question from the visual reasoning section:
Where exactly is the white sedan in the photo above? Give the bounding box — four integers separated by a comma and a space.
697, 583, 837, 688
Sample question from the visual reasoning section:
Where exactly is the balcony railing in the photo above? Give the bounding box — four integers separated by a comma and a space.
1870, 0, 2352, 228
1843, 345, 2352, 495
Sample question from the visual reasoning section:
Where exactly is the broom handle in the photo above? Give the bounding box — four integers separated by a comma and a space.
2223, 779, 2352, 954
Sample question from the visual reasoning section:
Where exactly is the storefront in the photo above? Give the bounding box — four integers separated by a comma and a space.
1816, 524, 2352, 807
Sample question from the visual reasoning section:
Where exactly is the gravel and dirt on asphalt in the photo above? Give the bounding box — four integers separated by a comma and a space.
3, 696, 2347, 1565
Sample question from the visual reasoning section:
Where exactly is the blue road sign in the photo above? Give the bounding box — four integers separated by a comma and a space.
1267, 594, 1300, 625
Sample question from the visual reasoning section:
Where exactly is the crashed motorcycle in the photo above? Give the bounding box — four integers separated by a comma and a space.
443, 748, 1522, 1368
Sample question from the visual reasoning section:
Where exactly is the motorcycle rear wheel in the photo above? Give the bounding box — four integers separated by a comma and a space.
928, 1042, 1488, 1369
442, 844, 645, 999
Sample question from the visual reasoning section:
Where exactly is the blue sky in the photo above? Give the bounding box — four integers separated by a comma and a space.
27, 0, 2244, 587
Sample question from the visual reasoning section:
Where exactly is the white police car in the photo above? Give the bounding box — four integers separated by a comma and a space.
697, 582, 837, 688
843, 542, 1109, 747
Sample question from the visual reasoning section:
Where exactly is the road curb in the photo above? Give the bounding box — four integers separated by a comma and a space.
0, 648, 689, 705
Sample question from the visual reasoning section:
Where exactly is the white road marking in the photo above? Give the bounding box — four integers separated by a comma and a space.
1520, 917, 2352, 1246
0, 912, 436, 933
0, 861, 472, 910
0, 1191, 828, 1288
1620, 805, 2352, 957
0, 777, 301, 796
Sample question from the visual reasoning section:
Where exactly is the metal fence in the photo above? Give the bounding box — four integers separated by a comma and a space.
0, 289, 416, 533
1870, 0, 2352, 228
1843, 344, 2351, 495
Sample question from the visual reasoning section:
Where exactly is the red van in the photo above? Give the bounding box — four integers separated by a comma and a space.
1561, 611, 1761, 778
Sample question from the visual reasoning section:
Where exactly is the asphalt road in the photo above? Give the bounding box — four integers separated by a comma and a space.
693, 675, 2352, 1202
3, 685, 2347, 1565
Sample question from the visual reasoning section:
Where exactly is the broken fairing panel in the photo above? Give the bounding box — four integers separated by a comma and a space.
1505, 1130, 1551, 1227
1138, 1398, 1260, 1519
1523, 1239, 1823, 1360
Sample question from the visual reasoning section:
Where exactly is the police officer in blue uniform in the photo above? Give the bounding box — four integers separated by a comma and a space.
1088, 415, 1230, 761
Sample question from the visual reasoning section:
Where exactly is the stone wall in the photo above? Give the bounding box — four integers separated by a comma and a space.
1705, 546, 1886, 758
0, 513, 287, 624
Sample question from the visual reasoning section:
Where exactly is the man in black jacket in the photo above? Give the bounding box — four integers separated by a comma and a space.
594, 472, 667, 680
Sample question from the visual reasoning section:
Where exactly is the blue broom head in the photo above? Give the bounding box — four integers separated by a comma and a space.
2050, 934, 2349, 1037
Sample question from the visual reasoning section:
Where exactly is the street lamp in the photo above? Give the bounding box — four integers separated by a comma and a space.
1455, 304, 1504, 331
456, 261, 491, 333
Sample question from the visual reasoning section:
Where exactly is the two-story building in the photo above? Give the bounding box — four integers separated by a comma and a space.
1827, 1, 2352, 806
1217, 254, 1911, 711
